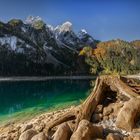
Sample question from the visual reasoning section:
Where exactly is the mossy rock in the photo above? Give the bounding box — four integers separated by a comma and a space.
8, 19, 23, 27
33, 20, 45, 30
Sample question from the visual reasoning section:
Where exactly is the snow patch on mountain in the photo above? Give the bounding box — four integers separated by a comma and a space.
81, 29, 87, 34
0, 36, 17, 50
55, 21, 72, 34
78, 29, 95, 45
47, 24, 54, 32
59, 21, 72, 32
21, 27, 27, 32
78, 29, 88, 39
25, 16, 42, 25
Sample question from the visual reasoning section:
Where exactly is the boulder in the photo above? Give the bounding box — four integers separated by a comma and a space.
10, 131, 20, 140
133, 136, 140, 140
53, 122, 72, 140
103, 116, 109, 121
20, 124, 33, 133
133, 128, 140, 133
112, 103, 123, 116
116, 98, 140, 131
109, 114, 115, 120
95, 105, 103, 113
123, 136, 133, 140
0, 134, 12, 140
31, 132, 48, 140
19, 129, 37, 140
92, 125, 104, 138
103, 106, 113, 116
123, 134, 140, 140
70, 119, 93, 140
70, 119, 103, 140
34, 123, 45, 132
92, 113, 102, 123
106, 133, 121, 140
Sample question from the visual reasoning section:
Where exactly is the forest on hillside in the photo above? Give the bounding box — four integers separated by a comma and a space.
80, 39, 140, 75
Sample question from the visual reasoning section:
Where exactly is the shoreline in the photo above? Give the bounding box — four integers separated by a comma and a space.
0, 100, 79, 126
0, 106, 74, 133
0, 74, 139, 82
0, 105, 73, 127
0, 76, 97, 82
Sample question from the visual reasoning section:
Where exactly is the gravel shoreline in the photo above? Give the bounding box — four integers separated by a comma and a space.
0, 106, 73, 136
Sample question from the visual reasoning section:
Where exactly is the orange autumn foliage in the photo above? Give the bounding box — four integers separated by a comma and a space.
93, 47, 106, 61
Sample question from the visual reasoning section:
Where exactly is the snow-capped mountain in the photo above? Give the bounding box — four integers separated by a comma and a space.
25, 16, 43, 25
0, 16, 95, 75
54, 21, 95, 48
55, 21, 72, 33
78, 29, 95, 45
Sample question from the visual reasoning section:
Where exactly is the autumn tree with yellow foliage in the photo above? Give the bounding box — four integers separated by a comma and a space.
79, 39, 140, 75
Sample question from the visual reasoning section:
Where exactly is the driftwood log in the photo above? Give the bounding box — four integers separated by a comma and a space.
44, 75, 140, 138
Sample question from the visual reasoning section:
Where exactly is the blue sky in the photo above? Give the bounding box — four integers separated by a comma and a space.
0, 0, 140, 41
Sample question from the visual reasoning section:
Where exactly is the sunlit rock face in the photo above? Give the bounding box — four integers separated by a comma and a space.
54, 21, 95, 49
55, 21, 73, 33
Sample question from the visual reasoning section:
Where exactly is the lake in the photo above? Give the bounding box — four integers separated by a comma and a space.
0, 79, 92, 124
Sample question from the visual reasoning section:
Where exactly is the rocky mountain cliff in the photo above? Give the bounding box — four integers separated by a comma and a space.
0, 16, 95, 76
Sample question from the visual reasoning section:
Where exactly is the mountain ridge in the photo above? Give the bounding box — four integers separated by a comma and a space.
0, 16, 140, 76
0, 16, 95, 76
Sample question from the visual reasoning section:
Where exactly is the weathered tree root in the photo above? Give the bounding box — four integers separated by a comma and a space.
45, 75, 140, 137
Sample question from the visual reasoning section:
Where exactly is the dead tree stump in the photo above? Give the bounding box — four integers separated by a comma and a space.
44, 75, 139, 138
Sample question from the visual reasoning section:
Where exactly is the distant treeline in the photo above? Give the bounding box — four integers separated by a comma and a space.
80, 39, 140, 75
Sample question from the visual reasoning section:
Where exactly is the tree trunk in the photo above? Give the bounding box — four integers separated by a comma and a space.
45, 75, 139, 137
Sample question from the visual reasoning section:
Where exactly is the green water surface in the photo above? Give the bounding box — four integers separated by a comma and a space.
0, 79, 91, 124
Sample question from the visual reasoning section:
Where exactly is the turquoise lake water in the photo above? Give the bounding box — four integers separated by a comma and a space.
0, 80, 91, 123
